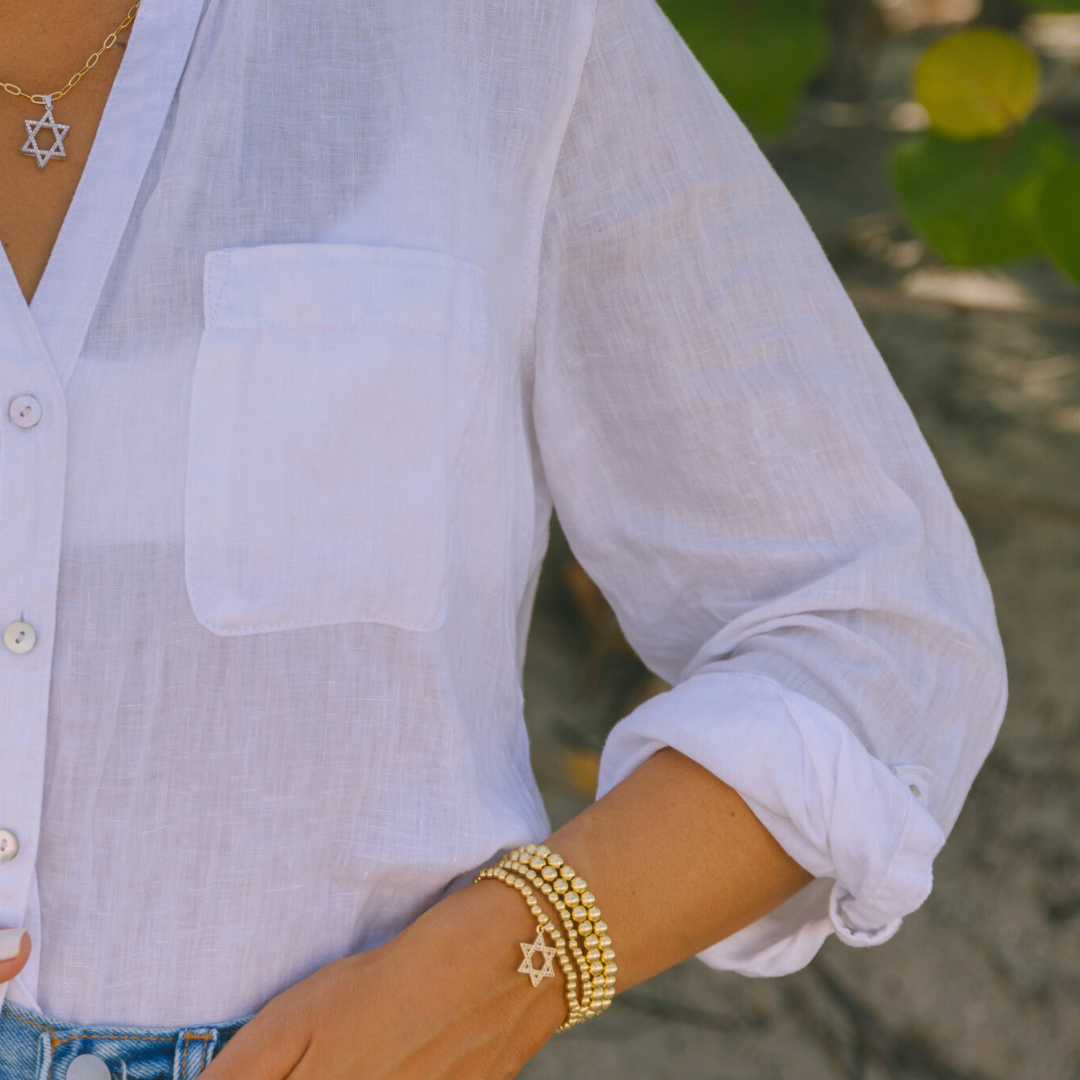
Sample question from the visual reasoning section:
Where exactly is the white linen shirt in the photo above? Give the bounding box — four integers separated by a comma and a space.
0, 0, 1007, 1028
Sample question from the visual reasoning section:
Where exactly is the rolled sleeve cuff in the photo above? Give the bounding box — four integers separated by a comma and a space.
596, 671, 946, 976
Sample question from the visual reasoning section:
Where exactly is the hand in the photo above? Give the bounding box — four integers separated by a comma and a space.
0, 927, 31, 985
201, 882, 566, 1080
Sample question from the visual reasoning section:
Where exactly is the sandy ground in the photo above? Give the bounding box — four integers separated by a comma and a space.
517, 30, 1080, 1080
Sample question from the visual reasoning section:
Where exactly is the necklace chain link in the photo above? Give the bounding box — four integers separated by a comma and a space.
2, 2, 141, 105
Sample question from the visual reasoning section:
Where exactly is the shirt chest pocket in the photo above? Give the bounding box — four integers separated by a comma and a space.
185, 243, 487, 636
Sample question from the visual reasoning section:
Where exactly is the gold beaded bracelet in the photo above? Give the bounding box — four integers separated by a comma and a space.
474, 865, 585, 1028
474, 843, 617, 1032
498, 847, 616, 1021
493, 857, 595, 1025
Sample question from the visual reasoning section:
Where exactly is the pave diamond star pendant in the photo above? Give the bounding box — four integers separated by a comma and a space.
21, 95, 69, 169
1, 2, 141, 170
518, 927, 558, 987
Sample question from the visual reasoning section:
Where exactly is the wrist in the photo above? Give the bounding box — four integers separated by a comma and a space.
401, 876, 568, 1049
460, 880, 569, 1038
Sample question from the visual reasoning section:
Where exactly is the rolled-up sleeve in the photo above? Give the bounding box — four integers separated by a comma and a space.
530, 0, 1007, 974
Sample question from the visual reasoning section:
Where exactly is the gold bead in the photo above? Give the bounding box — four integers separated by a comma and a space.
541, 866, 558, 881
525, 843, 538, 854
555, 900, 566, 911
571, 877, 587, 892
530, 904, 542, 915
547, 853, 564, 868
578, 922, 593, 936
605, 975, 616, 986
589, 962, 603, 975
530, 856, 545, 870
581, 891, 595, 906
586, 949, 601, 962
599, 935, 611, 948
564, 892, 580, 906
604, 963, 618, 974
588, 906, 601, 920
602, 948, 615, 961
537, 845, 551, 857
560, 866, 576, 880
585, 934, 599, 948
572, 906, 588, 922
594, 920, 607, 934
554, 879, 569, 894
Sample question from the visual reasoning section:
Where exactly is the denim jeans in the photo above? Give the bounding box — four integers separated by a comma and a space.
0, 1000, 252, 1080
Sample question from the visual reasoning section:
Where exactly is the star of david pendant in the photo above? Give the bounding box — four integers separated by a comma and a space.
22, 94, 70, 169
518, 926, 557, 987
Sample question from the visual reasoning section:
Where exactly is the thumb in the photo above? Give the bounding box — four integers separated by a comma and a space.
0, 929, 31, 984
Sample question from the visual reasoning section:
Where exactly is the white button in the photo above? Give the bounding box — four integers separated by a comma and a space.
67, 1056, 112, 1080
4, 622, 36, 654
9, 395, 43, 429
0, 829, 18, 862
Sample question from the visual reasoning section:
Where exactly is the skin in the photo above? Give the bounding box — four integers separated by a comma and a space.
0, 0, 134, 301
0, 4, 814, 1074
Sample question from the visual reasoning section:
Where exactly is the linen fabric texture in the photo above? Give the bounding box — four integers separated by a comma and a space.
0, 0, 1006, 1028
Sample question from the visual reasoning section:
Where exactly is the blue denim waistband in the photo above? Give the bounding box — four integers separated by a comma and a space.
0, 1000, 252, 1080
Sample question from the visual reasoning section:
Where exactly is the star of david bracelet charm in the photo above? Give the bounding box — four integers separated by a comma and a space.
518, 924, 558, 987
22, 94, 70, 169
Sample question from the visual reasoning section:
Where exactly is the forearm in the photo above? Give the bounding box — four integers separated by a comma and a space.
198, 749, 816, 1080
462, 747, 813, 1040
544, 747, 812, 989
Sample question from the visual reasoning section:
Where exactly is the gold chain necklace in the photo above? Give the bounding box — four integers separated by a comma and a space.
1, 2, 141, 169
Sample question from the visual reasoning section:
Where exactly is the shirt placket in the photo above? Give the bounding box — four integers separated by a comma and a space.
0, 293, 67, 990
0, 0, 207, 1013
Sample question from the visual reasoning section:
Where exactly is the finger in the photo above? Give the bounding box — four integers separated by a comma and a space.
200, 999, 309, 1080
0, 929, 31, 985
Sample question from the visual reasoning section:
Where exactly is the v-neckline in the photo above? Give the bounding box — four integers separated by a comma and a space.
0, 0, 207, 389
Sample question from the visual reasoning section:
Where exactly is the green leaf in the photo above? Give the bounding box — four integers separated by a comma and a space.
892, 118, 1075, 265
661, 0, 828, 135
1039, 161, 1080, 282
914, 28, 1041, 139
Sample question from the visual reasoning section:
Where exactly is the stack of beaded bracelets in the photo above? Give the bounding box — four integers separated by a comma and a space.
474, 843, 617, 1031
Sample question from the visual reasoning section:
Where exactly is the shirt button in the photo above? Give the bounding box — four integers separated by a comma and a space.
3, 622, 36, 654
0, 829, 18, 862
67, 1056, 112, 1080
8, 395, 43, 429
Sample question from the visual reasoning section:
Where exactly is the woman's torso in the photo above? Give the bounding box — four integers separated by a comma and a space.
0, 0, 591, 1026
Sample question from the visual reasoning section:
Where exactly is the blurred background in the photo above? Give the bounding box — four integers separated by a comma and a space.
518, 2, 1080, 1077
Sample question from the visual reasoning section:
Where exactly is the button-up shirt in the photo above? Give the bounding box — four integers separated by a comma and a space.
0, 0, 1006, 1027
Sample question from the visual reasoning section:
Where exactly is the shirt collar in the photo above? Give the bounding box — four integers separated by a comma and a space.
21, 0, 207, 387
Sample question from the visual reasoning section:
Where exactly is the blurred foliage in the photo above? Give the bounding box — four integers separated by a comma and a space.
1039, 160, 1080, 279
892, 118, 1074, 263
896, 25, 1079, 281
660, 0, 828, 134
914, 28, 1040, 136
665, 0, 1080, 287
